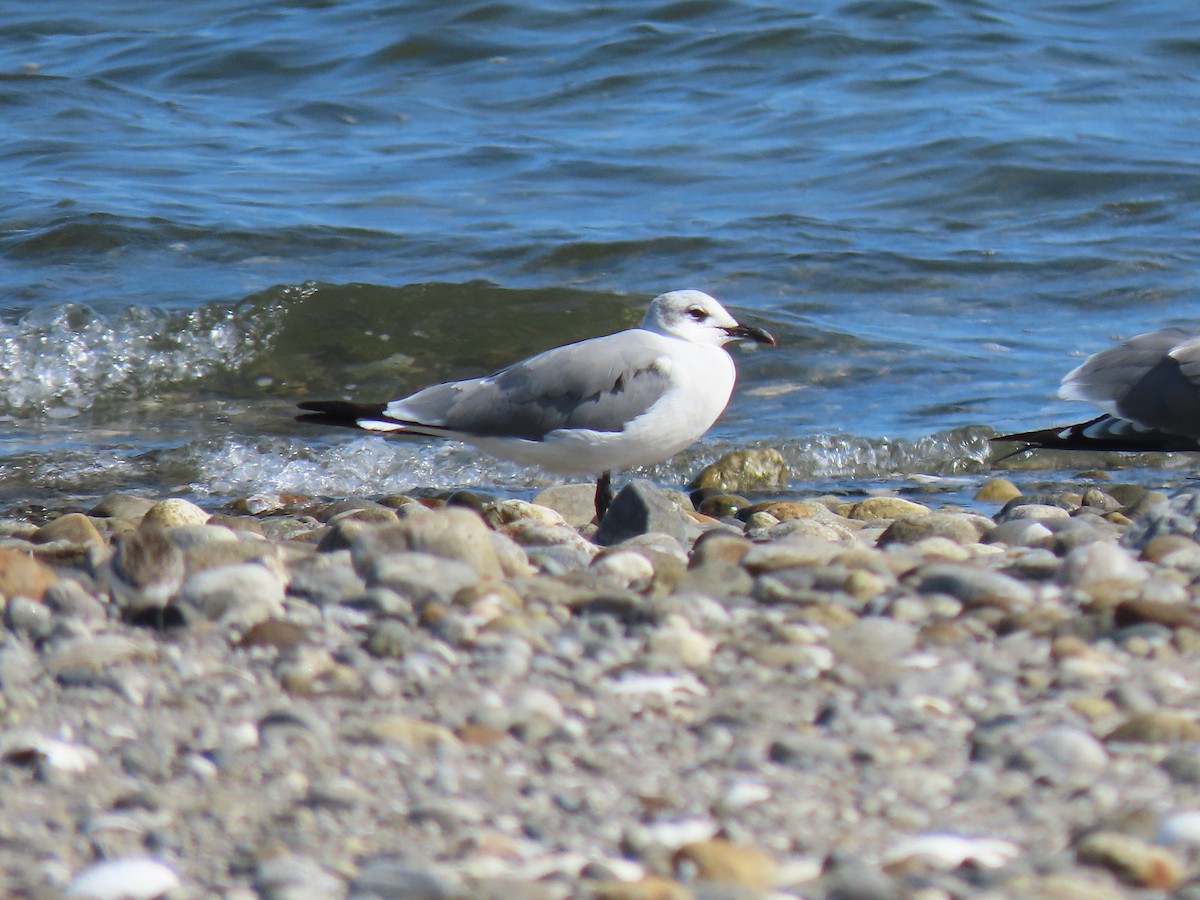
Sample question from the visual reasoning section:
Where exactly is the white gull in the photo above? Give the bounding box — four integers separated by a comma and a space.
298, 289, 775, 518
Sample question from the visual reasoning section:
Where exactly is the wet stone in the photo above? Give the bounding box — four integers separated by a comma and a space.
975, 477, 1022, 503
688, 447, 788, 492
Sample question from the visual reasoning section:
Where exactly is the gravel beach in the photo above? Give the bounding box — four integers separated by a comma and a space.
7, 451, 1200, 899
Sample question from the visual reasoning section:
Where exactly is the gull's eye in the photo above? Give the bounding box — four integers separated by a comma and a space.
687, 307, 707, 321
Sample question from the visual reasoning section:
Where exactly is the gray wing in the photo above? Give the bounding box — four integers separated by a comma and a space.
1060, 327, 1200, 437
386, 330, 672, 440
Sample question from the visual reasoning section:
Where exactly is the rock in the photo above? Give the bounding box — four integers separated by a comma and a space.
1075, 830, 1182, 890
739, 499, 828, 522
984, 519, 1054, 549
1060, 542, 1148, 587
827, 618, 916, 682
673, 838, 777, 890
1123, 488, 1200, 550
89, 493, 157, 521
588, 877, 692, 900
160, 523, 238, 552
43, 634, 156, 677
1106, 710, 1200, 744
141, 497, 210, 528
688, 447, 788, 492
594, 480, 692, 546
877, 513, 990, 546
358, 552, 480, 607
364, 715, 461, 751
530, 484, 599, 527
178, 563, 286, 630
0, 547, 58, 600
103, 528, 185, 613
645, 614, 716, 668
254, 848, 345, 899
1139, 534, 1200, 569
881, 833, 1020, 872
1114, 598, 1200, 631
912, 562, 1034, 610
238, 620, 309, 650
759, 516, 857, 543
349, 858, 461, 900
31, 513, 104, 549
696, 493, 750, 517
1017, 726, 1108, 787
328, 505, 401, 527
975, 477, 1022, 502
838, 496, 930, 520
287, 549, 366, 606
689, 532, 752, 568
995, 502, 1072, 523
66, 856, 181, 899
591, 550, 656, 590
349, 508, 503, 580
1156, 811, 1200, 849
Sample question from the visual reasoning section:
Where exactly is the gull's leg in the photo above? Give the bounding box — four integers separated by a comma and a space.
594, 470, 614, 521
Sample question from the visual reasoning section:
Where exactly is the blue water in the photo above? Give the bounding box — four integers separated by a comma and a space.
3, 1, 1200, 506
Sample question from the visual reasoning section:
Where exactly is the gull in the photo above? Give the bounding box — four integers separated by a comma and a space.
993, 326, 1200, 455
297, 290, 775, 519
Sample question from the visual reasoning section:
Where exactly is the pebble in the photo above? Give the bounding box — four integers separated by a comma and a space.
141, 497, 210, 528
31, 513, 105, 549
1075, 830, 1183, 889
0, 547, 59, 600
912, 562, 1034, 611
880, 833, 1020, 872
877, 512, 989, 545
974, 477, 1022, 502
594, 480, 693, 546
6, 477, 1200, 896
1060, 542, 1148, 586
178, 562, 286, 630
66, 857, 181, 899
838, 496, 931, 520
688, 447, 788, 491
1106, 710, 1200, 744
103, 528, 185, 613
673, 838, 778, 890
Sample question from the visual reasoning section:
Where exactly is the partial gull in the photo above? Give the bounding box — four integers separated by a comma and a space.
994, 326, 1200, 455
298, 290, 775, 518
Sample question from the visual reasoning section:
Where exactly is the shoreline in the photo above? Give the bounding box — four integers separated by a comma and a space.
2, 461, 1200, 897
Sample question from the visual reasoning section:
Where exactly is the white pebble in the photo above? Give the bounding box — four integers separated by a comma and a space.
67, 857, 180, 898
882, 833, 1020, 870
1157, 811, 1200, 847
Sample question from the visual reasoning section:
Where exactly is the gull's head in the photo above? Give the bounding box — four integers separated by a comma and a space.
642, 290, 776, 348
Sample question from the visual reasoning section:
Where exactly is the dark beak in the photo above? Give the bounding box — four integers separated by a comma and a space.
724, 323, 776, 346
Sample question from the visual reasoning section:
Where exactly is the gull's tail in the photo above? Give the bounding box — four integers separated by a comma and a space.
297, 400, 397, 432
991, 413, 1200, 456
